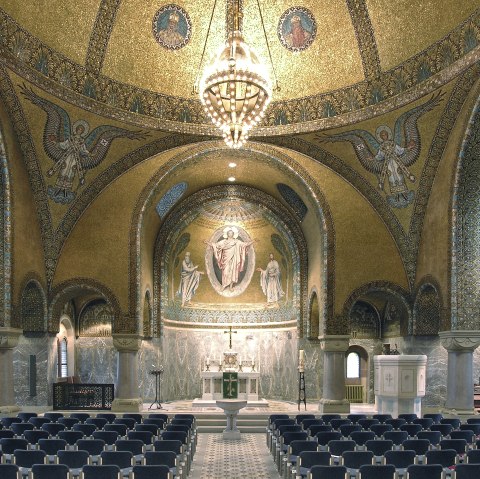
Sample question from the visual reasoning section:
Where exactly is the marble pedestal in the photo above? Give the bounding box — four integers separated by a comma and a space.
374, 355, 427, 417
440, 331, 480, 415
318, 336, 350, 414
216, 399, 247, 439
111, 334, 143, 412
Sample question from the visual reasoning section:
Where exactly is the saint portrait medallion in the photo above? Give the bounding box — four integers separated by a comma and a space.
152, 4, 192, 50
278, 7, 316, 52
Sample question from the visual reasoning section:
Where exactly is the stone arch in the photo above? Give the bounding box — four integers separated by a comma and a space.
308, 288, 320, 339
451, 96, 480, 330
129, 141, 334, 337
0, 127, 12, 327
20, 276, 47, 333
49, 278, 122, 334
413, 277, 443, 335
342, 281, 412, 338
143, 290, 153, 339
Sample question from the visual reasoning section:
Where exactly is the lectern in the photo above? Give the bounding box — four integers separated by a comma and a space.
149, 369, 164, 410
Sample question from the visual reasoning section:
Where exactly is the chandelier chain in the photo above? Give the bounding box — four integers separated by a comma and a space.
256, 0, 279, 92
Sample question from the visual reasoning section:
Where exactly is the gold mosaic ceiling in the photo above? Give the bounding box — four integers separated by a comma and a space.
1, 0, 478, 103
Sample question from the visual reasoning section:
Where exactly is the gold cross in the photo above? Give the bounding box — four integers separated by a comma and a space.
224, 325, 237, 349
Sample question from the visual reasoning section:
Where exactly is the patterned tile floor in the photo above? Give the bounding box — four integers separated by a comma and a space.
188, 433, 281, 479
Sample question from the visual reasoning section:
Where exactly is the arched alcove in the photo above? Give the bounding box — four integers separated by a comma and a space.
143, 291, 153, 339
57, 315, 75, 379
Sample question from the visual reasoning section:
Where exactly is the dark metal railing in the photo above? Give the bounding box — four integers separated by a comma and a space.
53, 383, 114, 410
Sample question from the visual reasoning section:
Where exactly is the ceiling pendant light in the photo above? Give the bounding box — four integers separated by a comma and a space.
199, 0, 272, 148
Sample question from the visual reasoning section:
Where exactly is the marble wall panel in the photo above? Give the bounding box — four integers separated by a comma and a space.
159, 327, 323, 402
13, 334, 50, 406
138, 339, 161, 401
75, 337, 116, 384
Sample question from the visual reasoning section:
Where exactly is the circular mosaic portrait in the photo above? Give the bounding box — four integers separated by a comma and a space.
278, 7, 316, 52
152, 4, 192, 50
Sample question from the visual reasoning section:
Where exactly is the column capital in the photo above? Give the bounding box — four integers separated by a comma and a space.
112, 334, 142, 352
0, 327, 22, 350
319, 335, 350, 352
439, 330, 480, 352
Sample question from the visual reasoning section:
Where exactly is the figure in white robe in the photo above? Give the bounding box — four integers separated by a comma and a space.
204, 226, 254, 290
257, 253, 285, 305
176, 252, 204, 306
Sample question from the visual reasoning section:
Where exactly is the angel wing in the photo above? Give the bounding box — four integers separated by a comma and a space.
394, 91, 445, 167
20, 84, 71, 163
317, 129, 383, 174
81, 125, 147, 170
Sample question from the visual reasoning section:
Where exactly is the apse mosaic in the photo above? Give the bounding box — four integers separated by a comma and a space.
157, 189, 303, 327
278, 7, 317, 52
152, 4, 192, 50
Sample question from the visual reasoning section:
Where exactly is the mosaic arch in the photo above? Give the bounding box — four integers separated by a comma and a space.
129, 141, 333, 337
0, 128, 12, 327
153, 185, 308, 335
452, 95, 480, 330
49, 278, 122, 334
342, 281, 412, 338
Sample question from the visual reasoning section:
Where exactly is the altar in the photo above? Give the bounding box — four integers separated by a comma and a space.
200, 355, 260, 401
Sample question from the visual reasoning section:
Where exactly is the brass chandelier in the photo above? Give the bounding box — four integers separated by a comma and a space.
199, 0, 273, 148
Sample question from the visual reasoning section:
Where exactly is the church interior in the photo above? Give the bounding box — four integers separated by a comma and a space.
1, 0, 480, 477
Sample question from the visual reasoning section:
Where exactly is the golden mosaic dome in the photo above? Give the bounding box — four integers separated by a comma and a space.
0, 0, 478, 132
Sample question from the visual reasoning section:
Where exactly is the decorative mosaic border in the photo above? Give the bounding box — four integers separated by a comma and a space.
451, 92, 480, 330
0, 6, 478, 131
345, 0, 381, 81
0, 125, 12, 328
85, 0, 122, 75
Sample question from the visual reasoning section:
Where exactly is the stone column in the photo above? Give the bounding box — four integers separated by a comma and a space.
111, 334, 143, 412
318, 335, 350, 413
439, 331, 480, 415
0, 327, 22, 413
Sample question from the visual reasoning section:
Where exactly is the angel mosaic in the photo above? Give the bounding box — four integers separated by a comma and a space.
21, 86, 146, 204
318, 92, 444, 208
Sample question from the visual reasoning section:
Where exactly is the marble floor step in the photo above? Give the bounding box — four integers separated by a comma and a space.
197, 418, 267, 426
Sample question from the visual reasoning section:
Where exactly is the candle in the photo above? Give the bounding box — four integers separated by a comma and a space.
299, 350, 305, 362
206, 357, 210, 366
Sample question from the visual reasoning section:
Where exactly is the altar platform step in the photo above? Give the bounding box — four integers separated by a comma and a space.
196, 414, 268, 433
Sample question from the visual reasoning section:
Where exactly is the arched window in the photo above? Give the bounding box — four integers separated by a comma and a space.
57, 337, 68, 378
346, 351, 360, 379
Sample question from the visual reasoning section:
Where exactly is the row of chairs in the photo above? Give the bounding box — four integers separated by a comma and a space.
304, 463, 480, 479
0, 463, 172, 479
1, 413, 170, 427
286, 445, 480, 477
1, 413, 196, 479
